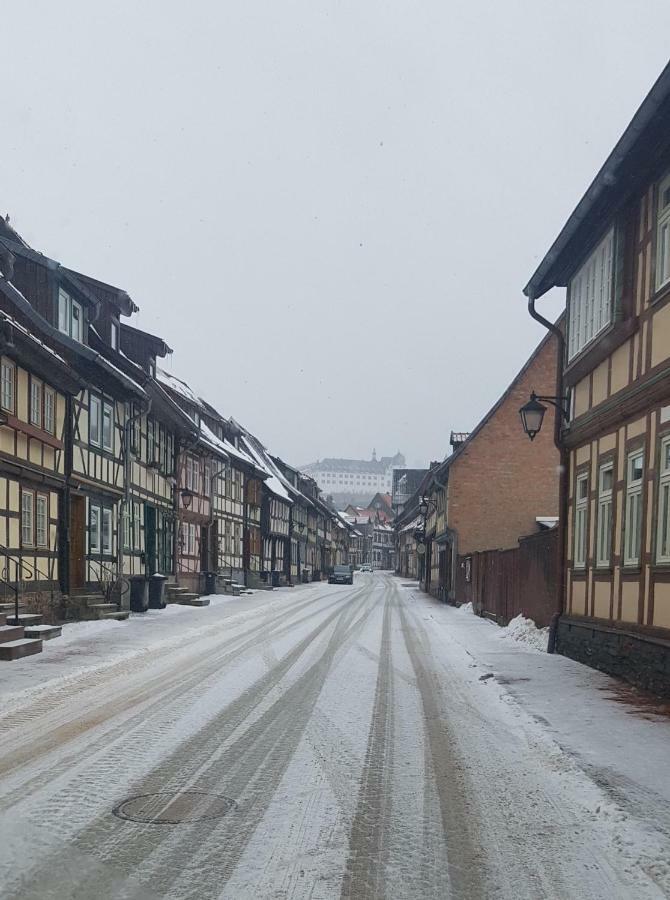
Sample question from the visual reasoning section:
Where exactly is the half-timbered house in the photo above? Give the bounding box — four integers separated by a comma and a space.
524, 61, 670, 694
239, 431, 292, 585
0, 225, 147, 604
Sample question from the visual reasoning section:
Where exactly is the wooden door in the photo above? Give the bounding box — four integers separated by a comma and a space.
69, 496, 86, 589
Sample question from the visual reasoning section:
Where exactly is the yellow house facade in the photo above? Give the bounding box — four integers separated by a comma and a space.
525, 60, 670, 693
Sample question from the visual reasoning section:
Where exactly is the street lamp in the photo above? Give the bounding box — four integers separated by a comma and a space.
519, 391, 570, 441
180, 487, 194, 509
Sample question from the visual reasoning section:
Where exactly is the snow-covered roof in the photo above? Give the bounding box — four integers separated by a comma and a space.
0, 308, 67, 364
536, 516, 559, 530
400, 515, 422, 534
199, 421, 258, 469
240, 435, 292, 503
156, 366, 202, 408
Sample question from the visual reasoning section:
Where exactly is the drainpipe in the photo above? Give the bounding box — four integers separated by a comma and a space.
527, 294, 567, 654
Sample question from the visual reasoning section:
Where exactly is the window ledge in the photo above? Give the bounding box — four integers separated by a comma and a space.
650, 277, 670, 307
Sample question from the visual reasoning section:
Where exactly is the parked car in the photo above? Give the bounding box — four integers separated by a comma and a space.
329, 565, 354, 585
359, 564, 372, 573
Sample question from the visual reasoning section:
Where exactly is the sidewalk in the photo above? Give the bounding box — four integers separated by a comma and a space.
402, 581, 670, 817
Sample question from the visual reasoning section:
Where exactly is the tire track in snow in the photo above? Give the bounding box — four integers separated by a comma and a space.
395, 583, 486, 900
340, 588, 394, 899
3, 583, 376, 900
0, 584, 351, 795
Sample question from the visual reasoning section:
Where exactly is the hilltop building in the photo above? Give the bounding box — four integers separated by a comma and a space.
302, 450, 405, 507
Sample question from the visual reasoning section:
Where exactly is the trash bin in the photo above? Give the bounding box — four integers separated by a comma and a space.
148, 573, 168, 609
129, 575, 149, 612
271, 570, 281, 587
204, 571, 218, 595
301, 569, 309, 584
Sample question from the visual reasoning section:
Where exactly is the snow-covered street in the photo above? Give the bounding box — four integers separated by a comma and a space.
0, 573, 669, 899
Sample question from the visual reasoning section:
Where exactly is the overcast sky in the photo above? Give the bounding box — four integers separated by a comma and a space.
3, 2, 670, 468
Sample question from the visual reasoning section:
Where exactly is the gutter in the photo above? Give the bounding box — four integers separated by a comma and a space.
527, 296, 567, 654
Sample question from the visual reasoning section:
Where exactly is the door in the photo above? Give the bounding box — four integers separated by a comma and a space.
200, 526, 209, 572
69, 495, 86, 589
145, 505, 157, 574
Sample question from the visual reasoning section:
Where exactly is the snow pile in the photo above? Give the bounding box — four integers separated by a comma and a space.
500, 613, 549, 653
456, 601, 474, 615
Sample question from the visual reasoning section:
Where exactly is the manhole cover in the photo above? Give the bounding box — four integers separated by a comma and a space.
112, 791, 236, 825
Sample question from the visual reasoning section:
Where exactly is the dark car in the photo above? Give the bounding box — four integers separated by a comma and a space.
329, 565, 353, 585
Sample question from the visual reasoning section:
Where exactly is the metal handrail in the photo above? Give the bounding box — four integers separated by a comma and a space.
0, 544, 56, 622
90, 557, 130, 608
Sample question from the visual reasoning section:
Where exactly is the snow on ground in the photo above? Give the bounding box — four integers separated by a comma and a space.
455, 601, 549, 651
0, 575, 669, 899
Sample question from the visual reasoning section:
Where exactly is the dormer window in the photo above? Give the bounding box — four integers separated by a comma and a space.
567, 229, 614, 360
58, 288, 83, 342
656, 174, 670, 290
110, 320, 119, 350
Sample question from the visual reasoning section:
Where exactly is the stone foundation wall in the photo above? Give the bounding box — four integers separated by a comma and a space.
556, 616, 670, 698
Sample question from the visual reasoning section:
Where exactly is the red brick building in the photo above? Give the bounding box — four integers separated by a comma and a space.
421, 330, 560, 604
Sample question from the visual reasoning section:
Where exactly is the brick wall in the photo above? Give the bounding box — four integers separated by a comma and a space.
449, 333, 559, 554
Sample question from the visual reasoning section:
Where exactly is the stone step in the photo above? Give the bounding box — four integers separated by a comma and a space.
7, 614, 44, 627
0, 638, 43, 661
178, 596, 210, 607
0, 625, 24, 644
24, 624, 62, 641
87, 603, 118, 614
100, 610, 130, 621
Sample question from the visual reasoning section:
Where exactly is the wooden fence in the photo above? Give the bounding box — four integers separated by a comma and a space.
456, 528, 557, 627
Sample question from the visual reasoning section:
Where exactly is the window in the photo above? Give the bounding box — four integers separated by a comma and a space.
110, 320, 119, 350
58, 289, 83, 342
102, 508, 112, 554
21, 490, 34, 546
574, 473, 588, 568
89, 396, 101, 446
133, 501, 142, 551
102, 403, 113, 452
568, 229, 614, 360
147, 418, 156, 463
596, 463, 614, 567
186, 455, 195, 491
44, 388, 55, 435
36, 494, 48, 548
89, 504, 101, 553
656, 174, 670, 290
624, 451, 644, 566
1, 360, 15, 413
30, 379, 42, 427
122, 506, 130, 551
656, 436, 670, 563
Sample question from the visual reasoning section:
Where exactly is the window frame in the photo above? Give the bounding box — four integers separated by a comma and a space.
44, 387, 56, 435
35, 493, 48, 548
623, 449, 644, 567
596, 462, 614, 568
573, 472, 589, 569
1, 359, 15, 414
102, 508, 113, 555
58, 288, 84, 343
89, 503, 101, 553
30, 377, 43, 428
21, 489, 35, 547
656, 173, 670, 291
567, 228, 615, 361
102, 402, 114, 453
656, 435, 670, 563
89, 395, 101, 447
